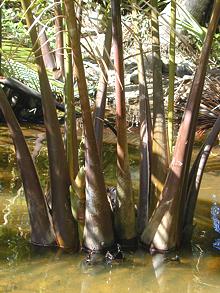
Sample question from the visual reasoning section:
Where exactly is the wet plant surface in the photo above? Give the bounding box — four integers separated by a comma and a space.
0, 126, 220, 292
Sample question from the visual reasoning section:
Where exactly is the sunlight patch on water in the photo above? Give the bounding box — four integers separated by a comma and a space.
1, 187, 23, 226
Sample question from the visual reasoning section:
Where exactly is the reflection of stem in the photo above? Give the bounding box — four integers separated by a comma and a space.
192, 244, 204, 290
32, 133, 46, 163
195, 244, 203, 273
152, 253, 166, 279
10, 162, 22, 192
1, 186, 23, 226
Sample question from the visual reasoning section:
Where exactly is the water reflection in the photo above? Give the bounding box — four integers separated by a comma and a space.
0, 229, 220, 292
211, 194, 220, 250
0, 146, 21, 193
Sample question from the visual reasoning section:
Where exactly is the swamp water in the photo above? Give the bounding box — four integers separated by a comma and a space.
0, 125, 220, 293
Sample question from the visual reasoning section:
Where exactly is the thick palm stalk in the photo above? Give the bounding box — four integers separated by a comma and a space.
64, 27, 79, 181
137, 43, 152, 235
168, 0, 176, 156
183, 115, 220, 241
111, 0, 136, 244
54, 0, 64, 78
176, 0, 220, 244
38, 24, 56, 70
76, 0, 83, 32
93, 16, 112, 158
150, 0, 169, 215
64, 0, 114, 252
141, 0, 220, 251
63, 15, 85, 224
21, 0, 79, 251
132, 4, 152, 235
0, 87, 55, 246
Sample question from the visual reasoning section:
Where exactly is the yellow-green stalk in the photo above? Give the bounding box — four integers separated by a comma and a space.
168, 0, 176, 156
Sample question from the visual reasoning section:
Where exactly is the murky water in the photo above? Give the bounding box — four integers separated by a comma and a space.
0, 125, 220, 293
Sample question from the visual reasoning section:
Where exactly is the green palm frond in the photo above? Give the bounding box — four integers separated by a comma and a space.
176, 4, 207, 49
1, 56, 64, 98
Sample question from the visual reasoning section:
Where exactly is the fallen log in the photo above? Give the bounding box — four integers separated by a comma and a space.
0, 77, 117, 135
0, 77, 65, 111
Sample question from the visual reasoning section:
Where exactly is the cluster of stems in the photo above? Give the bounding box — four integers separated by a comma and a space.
0, 0, 219, 254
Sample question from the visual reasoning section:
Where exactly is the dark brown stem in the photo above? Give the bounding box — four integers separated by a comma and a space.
0, 87, 55, 246
64, 0, 114, 252
93, 16, 112, 159
111, 0, 136, 245
21, 0, 79, 251
150, 0, 169, 215
137, 42, 152, 235
38, 24, 56, 70
54, 0, 64, 78
183, 115, 220, 242
141, 0, 220, 251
